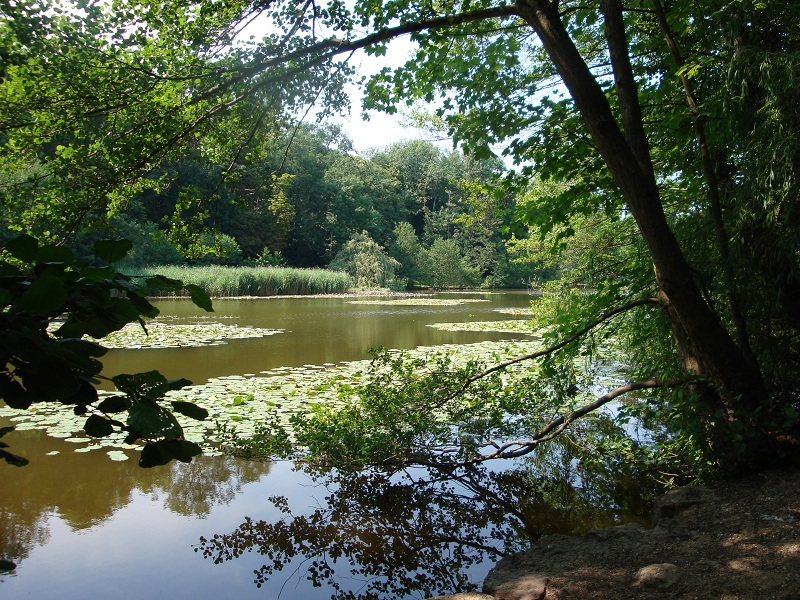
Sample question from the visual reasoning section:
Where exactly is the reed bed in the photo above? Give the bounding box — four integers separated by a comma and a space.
130, 265, 352, 297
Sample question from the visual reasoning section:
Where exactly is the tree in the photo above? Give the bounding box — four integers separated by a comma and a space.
388, 222, 426, 287
328, 231, 402, 290
424, 237, 478, 289
3, 0, 799, 469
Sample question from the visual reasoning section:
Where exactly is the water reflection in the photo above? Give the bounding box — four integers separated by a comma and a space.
0, 427, 272, 572
198, 429, 658, 599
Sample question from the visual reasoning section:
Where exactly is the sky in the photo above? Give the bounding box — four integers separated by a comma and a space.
326, 39, 442, 153
238, 10, 458, 155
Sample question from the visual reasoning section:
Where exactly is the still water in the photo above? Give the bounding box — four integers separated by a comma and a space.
1, 291, 648, 599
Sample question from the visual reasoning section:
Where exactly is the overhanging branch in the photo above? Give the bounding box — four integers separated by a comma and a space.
420, 377, 686, 468
444, 296, 660, 401
192, 3, 521, 105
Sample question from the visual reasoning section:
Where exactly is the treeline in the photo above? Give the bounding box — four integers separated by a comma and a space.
62, 127, 540, 289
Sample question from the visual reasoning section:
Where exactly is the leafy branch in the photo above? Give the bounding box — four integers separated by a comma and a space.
0, 234, 213, 467
445, 296, 661, 401
438, 378, 684, 466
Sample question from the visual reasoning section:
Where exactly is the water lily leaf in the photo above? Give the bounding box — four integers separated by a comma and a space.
94, 239, 132, 264
85, 414, 114, 438
171, 400, 208, 421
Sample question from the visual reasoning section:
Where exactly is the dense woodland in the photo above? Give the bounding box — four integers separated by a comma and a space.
1, 0, 799, 478
67, 131, 541, 290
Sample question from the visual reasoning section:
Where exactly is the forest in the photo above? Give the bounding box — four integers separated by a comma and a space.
1, 0, 799, 481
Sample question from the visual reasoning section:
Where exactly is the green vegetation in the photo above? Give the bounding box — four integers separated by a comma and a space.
0, 235, 213, 468
1, 0, 800, 488
130, 265, 352, 297
328, 231, 403, 290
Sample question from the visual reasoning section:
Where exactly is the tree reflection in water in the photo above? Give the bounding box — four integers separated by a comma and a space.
198, 429, 659, 599
0, 427, 272, 573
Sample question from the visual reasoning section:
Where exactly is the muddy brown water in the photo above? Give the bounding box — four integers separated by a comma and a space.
1, 291, 647, 599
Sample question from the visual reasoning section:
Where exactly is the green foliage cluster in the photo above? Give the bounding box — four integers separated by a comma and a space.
287, 347, 563, 471
328, 231, 403, 290
0, 234, 213, 467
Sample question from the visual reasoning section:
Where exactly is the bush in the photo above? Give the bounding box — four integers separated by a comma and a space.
329, 231, 404, 290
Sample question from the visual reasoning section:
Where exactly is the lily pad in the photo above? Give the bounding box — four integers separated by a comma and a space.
427, 320, 539, 334
91, 322, 284, 349
347, 298, 490, 306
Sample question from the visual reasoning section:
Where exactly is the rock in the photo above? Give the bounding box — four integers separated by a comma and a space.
653, 486, 714, 525
633, 563, 680, 589
485, 574, 549, 600
427, 594, 496, 600
587, 522, 647, 541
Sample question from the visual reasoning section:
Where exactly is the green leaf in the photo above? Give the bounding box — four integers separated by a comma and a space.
171, 400, 208, 420
162, 439, 202, 463
37, 245, 74, 263
123, 431, 141, 445
184, 284, 213, 312
126, 292, 159, 319
112, 370, 169, 401
167, 378, 192, 391
85, 414, 114, 437
94, 239, 133, 263
78, 266, 118, 281
1, 378, 33, 409
98, 395, 131, 413
4, 234, 38, 262
17, 276, 68, 317
138, 441, 173, 468
0, 558, 18, 571
128, 402, 183, 439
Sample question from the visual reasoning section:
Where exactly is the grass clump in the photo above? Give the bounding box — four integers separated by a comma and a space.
129, 265, 352, 297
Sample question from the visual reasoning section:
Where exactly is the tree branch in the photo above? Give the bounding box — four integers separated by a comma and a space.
463, 377, 684, 464
421, 377, 685, 469
191, 4, 521, 105
651, 0, 754, 363
444, 296, 660, 401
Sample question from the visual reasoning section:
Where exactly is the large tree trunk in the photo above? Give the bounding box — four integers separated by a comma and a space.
516, 0, 765, 405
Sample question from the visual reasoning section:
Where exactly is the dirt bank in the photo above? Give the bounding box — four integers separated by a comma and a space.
433, 467, 800, 600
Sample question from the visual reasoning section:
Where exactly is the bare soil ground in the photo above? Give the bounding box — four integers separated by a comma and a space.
480, 466, 800, 600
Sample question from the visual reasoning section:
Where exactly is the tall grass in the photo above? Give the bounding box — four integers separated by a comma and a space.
129, 265, 352, 297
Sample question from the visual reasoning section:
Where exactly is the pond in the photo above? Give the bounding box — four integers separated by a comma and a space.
0, 291, 653, 599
